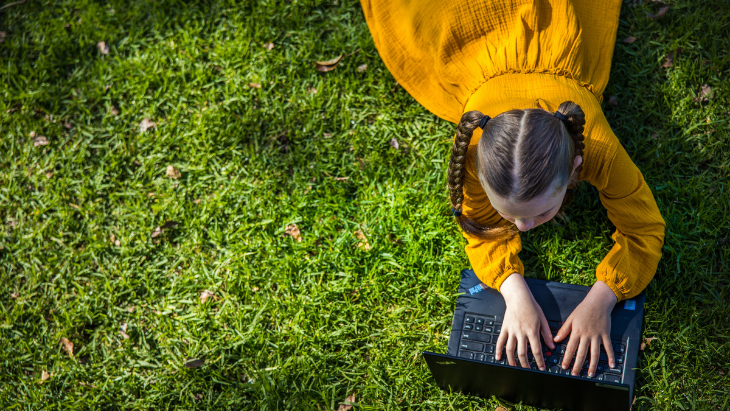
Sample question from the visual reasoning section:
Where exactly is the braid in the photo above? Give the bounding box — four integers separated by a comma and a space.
556, 101, 587, 208
448, 111, 483, 217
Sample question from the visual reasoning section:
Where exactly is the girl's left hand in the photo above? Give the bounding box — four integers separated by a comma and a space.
553, 281, 618, 377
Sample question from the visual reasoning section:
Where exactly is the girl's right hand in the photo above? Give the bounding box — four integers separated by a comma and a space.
495, 273, 555, 370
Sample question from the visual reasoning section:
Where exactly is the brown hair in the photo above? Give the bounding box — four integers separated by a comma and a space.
447, 101, 585, 239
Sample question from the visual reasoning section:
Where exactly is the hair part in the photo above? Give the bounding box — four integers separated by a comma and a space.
447, 101, 586, 239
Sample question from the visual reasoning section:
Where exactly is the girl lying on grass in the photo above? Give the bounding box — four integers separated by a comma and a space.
361, 0, 665, 378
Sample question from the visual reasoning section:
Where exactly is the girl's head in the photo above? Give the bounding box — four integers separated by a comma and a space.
448, 101, 586, 237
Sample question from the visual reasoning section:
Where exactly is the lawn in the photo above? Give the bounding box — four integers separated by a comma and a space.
1, 0, 729, 409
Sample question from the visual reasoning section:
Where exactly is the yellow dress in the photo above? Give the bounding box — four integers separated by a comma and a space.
361, 0, 666, 301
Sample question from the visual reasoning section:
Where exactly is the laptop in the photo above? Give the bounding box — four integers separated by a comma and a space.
423, 269, 645, 411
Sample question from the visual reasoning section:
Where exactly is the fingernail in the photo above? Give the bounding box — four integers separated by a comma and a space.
589, 372, 594, 377
540, 367, 545, 371
562, 365, 567, 370
572, 372, 578, 376
611, 362, 615, 368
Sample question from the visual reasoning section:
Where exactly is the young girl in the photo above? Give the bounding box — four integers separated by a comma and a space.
361, 0, 665, 378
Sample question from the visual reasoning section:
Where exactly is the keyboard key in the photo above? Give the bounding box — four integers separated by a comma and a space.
605, 374, 621, 383
484, 327, 493, 333
495, 358, 506, 365
548, 356, 559, 365
485, 344, 495, 354
485, 355, 494, 363
597, 374, 605, 381
562, 368, 572, 376
465, 316, 475, 323
549, 366, 561, 374
597, 363, 604, 373
616, 355, 624, 364
555, 345, 566, 354
475, 318, 484, 325
606, 365, 623, 374
459, 351, 475, 360
495, 325, 501, 333
614, 343, 625, 354
600, 352, 608, 362
548, 321, 560, 328
486, 320, 494, 326
475, 325, 483, 331
477, 353, 485, 361
464, 324, 473, 330
462, 332, 491, 343
460, 341, 484, 352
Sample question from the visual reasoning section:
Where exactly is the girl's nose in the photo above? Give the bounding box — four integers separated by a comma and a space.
516, 219, 534, 232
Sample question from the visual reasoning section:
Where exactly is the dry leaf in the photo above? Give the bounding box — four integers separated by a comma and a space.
315, 55, 343, 72
193, 199, 203, 204
45, 170, 54, 179
252, 286, 260, 292
0, 32, 5, 44
496, 407, 510, 411
184, 358, 205, 368
608, 96, 619, 107
248, 82, 261, 89
41, 370, 51, 381
661, 51, 674, 68
10, 291, 19, 299
357, 64, 367, 72
97, 41, 110, 55
140, 118, 156, 132
264, 42, 274, 51
166, 165, 181, 179
200, 290, 215, 303
623, 36, 637, 44
285, 224, 302, 242
120, 323, 129, 339
354, 229, 371, 250
337, 394, 356, 411
110, 106, 119, 116
30, 130, 36, 138
648, 5, 669, 19
127, 305, 136, 313
693, 84, 713, 102
60, 337, 74, 357
151, 226, 163, 238
307, 87, 317, 94
640, 336, 657, 350
33, 135, 49, 147
110, 234, 120, 247
390, 137, 400, 150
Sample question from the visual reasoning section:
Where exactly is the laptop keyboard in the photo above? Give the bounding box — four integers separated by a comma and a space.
457, 313, 626, 384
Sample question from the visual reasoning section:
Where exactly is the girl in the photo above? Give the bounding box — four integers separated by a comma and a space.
361, 0, 665, 378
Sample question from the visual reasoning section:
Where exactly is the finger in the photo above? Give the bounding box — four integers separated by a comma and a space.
553, 317, 572, 343
506, 336, 517, 367
539, 315, 555, 349
517, 336, 529, 368
561, 333, 578, 370
495, 330, 507, 361
603, 335, 616, 369
528, 333, 546, 371
588, 338, 600, 377
572, 338, 589, 376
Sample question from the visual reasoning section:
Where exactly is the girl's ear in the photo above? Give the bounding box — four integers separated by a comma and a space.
572, 155, 583, 174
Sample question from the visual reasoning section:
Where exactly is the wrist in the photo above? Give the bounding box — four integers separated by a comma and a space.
500, 273, 531, 305
591, 281, 618, 312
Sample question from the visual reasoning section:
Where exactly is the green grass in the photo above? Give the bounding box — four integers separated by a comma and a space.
1, 0, 729, 409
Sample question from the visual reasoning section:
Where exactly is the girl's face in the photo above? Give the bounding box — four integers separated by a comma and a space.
485, 184, 566, 232
484, 156, 582, 232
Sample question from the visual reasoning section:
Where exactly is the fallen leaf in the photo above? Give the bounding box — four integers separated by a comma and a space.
151, 226, 163, 238
110, 234, 120, 247
41, 370, 51, 381
307, 87, 317, 94
45, 170, 54, 179
390, 137, 400, 150
623, 36, 637, 44
30, 130, 36, 138
110, 106, 119, 116
315, 55, 343, 72
661, 51, 674, 68
33, 135, 49, 147
161, 221, 179, 230
193, 198, 203, 204
354, 229, 371, 250
127, 305, 136, 313
264, 42, 274, 51
357, 64, 367, 72
640, 336, 657, 350
200, 290, 215, 303
608, 96, 619, 107
166, 165, 181, 179
337, 394, 356, 411
120, 323, 129, 339
285, 224, 302, 242
97, 41, 110, 55
694, 84, 713, 102
184, 358, 205, 368
0, 32, 5, 43
139, 118, 156, 132
252, 286, 260, 292
60, 337, 74, 357
496, 407, 510, 411
648, 5, 669, 19
248, 82, 261, 89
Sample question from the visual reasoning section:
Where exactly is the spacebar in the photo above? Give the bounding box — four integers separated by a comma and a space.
462, 332, 491, 343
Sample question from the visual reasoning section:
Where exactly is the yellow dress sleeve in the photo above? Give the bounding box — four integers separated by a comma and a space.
461, 134, 525, 291
591, 144, 666, 301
